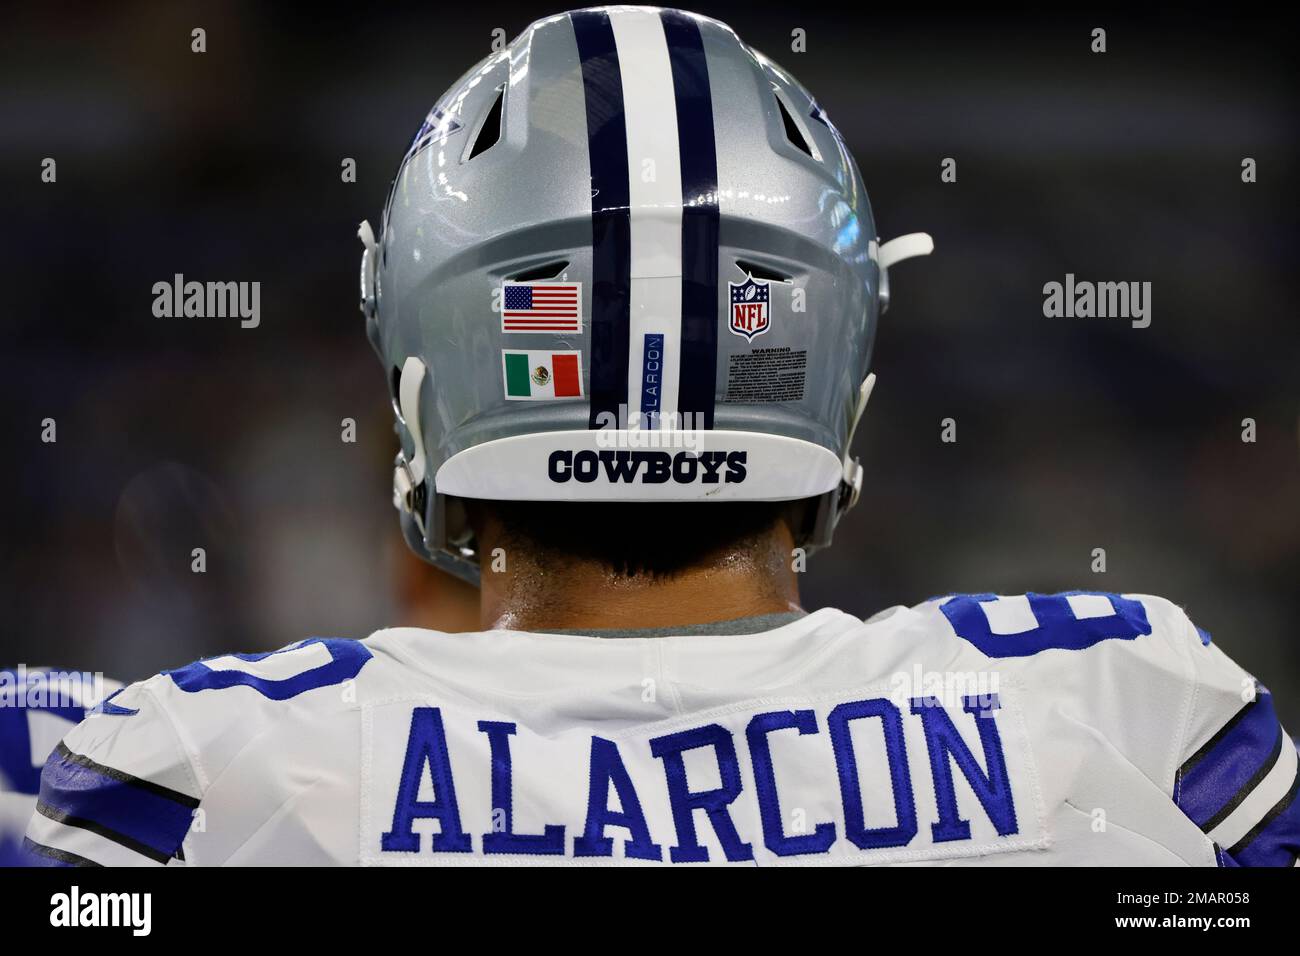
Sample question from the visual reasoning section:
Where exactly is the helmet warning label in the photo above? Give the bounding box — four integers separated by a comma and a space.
724, 348, 807, 403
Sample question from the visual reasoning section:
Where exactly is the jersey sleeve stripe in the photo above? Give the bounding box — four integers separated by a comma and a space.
35, 800, 173, 864
1178, 691, 1257, 779
21, 837, 102, 867
1207, 731, 1297, 849
1175, 688, 1282, 828
25, 808, 166, 867
39, 741, 197, 862
1226, 770, 1300, 867
49, 741, 200, 808
1198, 726, 1284, 832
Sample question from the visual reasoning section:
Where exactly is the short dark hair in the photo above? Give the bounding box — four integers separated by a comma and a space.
466, 499, 805, 578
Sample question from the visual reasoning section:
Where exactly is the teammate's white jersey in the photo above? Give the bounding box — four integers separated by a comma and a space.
1, 668, 121, 864
22, 593, 1300, 866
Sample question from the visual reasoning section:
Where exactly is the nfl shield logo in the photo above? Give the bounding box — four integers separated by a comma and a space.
729, 275, 771, 341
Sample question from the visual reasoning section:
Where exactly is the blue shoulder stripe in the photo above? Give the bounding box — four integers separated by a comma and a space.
1176, 688, 1283, 830
1227, 772, 1300, 867
38, 741, 197, 863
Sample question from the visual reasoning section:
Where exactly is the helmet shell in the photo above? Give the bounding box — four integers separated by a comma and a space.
366, 7, 894, 580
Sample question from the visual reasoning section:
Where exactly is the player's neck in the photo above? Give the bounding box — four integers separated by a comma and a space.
476, 523, 802, 632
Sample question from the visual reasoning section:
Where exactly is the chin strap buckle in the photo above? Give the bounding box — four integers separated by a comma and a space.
392, 356, 430, 536
392, 452, 414, 511
392, 453, 426, 534
843, 458, 864, 511
842, 370, 875, 484
833, 371, 876, 520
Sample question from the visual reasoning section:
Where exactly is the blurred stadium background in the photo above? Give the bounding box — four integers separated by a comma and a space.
2, 2, 1296, 721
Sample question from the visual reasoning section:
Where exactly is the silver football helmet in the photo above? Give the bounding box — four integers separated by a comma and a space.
359, 6, 931, 583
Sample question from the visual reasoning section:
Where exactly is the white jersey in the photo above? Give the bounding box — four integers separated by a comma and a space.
22, 592, 1299, 866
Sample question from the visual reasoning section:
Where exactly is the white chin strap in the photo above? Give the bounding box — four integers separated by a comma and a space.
838, 231, 933, 513
876, 231, 933, 314
841, 373, 876, 510
878, 232, 934, 270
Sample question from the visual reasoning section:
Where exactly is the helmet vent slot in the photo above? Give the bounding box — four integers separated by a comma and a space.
509, 260, 570, 282
735, 259, 790, 283
774, 90, 815, 159
465, 86, 505, 161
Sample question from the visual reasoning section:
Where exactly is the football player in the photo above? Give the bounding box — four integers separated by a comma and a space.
24, 7, 1296, 866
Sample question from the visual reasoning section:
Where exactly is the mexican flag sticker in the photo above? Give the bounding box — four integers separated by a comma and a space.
502, 349, 584, 400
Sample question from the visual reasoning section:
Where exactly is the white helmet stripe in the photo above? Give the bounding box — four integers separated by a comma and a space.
609, 8, 684, 427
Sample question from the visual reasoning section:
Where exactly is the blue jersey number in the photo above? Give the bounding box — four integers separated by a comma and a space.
940, 592, 1151, 658
167, 639, 372, 700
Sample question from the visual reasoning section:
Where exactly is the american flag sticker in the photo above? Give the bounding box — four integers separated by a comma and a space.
501, 281, 582, 334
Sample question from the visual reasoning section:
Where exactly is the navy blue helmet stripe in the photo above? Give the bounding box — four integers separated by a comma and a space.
571, 10, 632, 428
661, 10, 719, 429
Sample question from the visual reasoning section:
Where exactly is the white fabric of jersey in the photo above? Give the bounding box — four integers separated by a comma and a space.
22, 593, 1299, 866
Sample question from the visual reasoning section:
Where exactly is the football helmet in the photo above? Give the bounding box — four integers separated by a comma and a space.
359, 6, 931, 583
